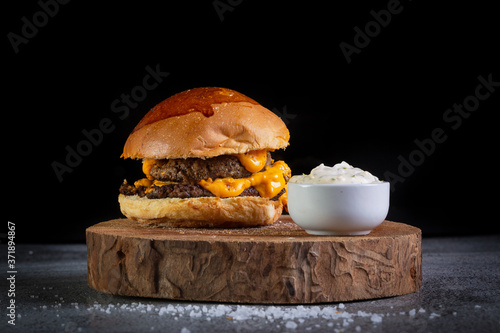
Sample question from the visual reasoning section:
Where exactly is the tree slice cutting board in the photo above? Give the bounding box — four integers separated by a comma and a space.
86, 216, 422, 304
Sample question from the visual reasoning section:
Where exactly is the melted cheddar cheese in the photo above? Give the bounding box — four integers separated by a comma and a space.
136, 152, 290, 205
235, 149, 268, 173
142, 159, 156, 180
133, 178, 177, 194
279, 191, 288, 208
134, 178, 153, 187
198, 160, 291, 199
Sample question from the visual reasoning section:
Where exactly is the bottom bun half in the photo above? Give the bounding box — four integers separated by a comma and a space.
118, 194, 282, 227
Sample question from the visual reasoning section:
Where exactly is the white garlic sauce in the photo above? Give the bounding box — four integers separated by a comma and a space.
289, 161, 382, 184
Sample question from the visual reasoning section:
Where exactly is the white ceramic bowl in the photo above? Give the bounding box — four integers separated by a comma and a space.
287, 182, 390, 236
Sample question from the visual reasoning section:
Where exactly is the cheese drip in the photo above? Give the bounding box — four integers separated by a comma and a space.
235, 149, 268, 173
142, 159, 156, 180
138, 150, 290, 204
198, 160, 291, 199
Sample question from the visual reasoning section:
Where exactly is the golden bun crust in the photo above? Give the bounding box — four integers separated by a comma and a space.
122, 87, 289, 159
118, 194, 283, 227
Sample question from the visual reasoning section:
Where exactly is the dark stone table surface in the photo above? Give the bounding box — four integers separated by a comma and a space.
1, 234, 499, 332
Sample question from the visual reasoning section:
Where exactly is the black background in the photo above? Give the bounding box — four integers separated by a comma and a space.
4, 0, 499, 242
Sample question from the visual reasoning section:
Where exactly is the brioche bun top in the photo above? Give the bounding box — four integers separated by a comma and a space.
122, 87, 290, 159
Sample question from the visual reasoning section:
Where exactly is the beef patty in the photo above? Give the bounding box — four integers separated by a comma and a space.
119, 181, 284, 200
149, 152, 271, 184
119, 151, 278, 199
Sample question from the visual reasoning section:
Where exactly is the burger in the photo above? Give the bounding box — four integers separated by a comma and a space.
118, 87, 291, 227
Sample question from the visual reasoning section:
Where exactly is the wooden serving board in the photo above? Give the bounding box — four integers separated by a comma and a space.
86, 216, 422, 304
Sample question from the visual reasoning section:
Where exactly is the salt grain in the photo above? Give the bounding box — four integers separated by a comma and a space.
189, 310, 202, 318
83, 300, 406, 331
429, 312, 441, 319
370, 314, 383, 324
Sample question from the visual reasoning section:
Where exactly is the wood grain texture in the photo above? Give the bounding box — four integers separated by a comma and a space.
86, 216, 422, 304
